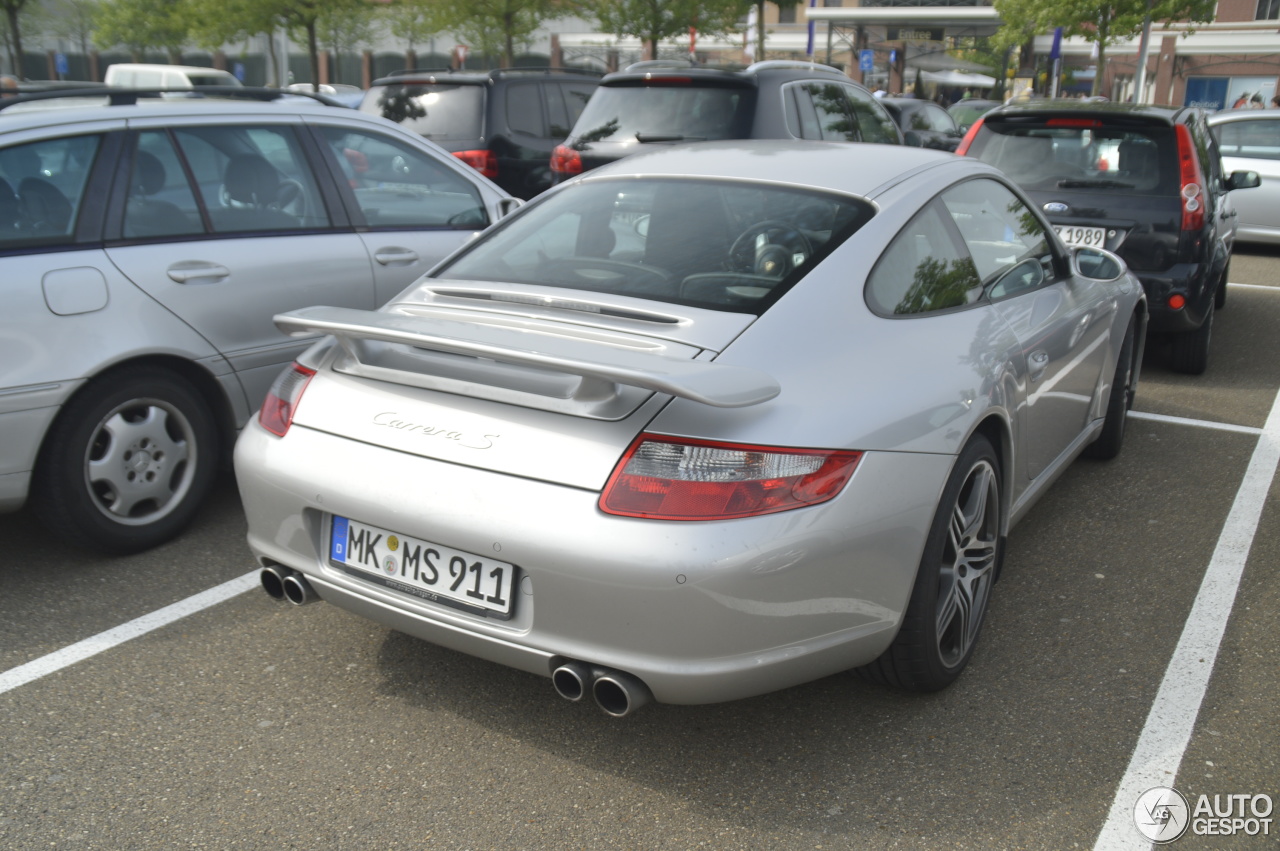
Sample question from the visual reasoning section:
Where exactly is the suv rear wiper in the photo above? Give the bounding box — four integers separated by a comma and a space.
1056, 179, 1135, 189
635, 132, 688, 142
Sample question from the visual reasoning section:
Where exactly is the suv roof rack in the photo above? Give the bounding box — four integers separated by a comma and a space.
744, 60, 843, 75
0, 85, 342, 113
379, 66, 601, 83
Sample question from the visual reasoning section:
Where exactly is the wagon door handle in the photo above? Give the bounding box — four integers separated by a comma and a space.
1028, 350, 1050, 382
166, 262, 231, 283
373, 247, 420, 266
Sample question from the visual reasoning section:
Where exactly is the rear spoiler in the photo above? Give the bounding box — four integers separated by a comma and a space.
274, 306, 780, 408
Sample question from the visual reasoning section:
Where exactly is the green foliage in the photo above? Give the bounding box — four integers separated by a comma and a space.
95, 0, 192, 58
434, 0, 571, 67
382, 0, 452, 52
588, 0, 751, 59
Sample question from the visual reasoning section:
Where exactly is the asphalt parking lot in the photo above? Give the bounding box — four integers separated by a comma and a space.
3, 248, 1278, 850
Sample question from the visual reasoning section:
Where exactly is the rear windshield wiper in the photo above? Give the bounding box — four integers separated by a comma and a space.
635, 132, 688, 142
1056, 179, 1135, 189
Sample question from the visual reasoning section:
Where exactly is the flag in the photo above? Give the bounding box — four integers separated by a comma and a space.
745, 5, 757, 61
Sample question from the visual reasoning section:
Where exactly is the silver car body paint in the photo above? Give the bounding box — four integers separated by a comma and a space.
235, 141, 1146, 704
0, 98, 514, 516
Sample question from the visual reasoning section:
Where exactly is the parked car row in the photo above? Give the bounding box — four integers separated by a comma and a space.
0, 72, 1267, 715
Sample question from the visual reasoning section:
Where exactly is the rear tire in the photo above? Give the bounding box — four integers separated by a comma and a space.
1171, 300, 1213, 375
857, 435, 1003, 691
32, 367, 218, 554
1084, 317, 1137, 460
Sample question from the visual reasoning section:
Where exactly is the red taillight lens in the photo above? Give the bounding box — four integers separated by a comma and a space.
1168, 293, 1186, 310
259, 363, 316, 437
954, 117, 983, 156
1174, 124, 1206, 233
550, 144, 583, 176
600, 435, 862, 521
453, 149, 498, 179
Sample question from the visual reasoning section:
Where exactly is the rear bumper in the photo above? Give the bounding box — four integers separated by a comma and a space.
234, 418, 953, 705
1137, 261, 1216, 334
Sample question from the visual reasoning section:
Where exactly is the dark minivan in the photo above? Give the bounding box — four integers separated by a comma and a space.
360, 67, 601, 199
959, 102, 1259, 374
551, 60, 900, 181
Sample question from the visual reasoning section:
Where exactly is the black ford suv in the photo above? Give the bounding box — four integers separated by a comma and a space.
550, 60, 901, 181
958, 101, 1259, 374
360, 67, 601, 199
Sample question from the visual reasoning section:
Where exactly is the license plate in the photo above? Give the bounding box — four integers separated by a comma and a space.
1054, 225, 1107, 248
329, 516, 516, 618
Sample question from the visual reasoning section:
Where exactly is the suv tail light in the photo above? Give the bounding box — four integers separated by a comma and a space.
954, 118, 983, 156
1174, 124, 1206, 233
453, 149, 498, 179
600, 435, 861, 520
259, 363, 316, 437
550, 144, 582, 176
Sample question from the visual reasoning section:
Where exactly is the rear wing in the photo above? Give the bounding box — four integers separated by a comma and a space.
274, 306, 780, 409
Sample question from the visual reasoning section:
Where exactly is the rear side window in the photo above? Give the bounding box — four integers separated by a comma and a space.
319, 126, 489, 229
571, 82, 753, 142
790, 82, 898, 144
1215, 118, 1280, 159
0, 134, 101, 247
362, 84, 486, 140
506, 82, 544, 136
866, 200, 981, 316
435, 177, 873, 314
968, 121, 1178, 195
124, 131, 204, 238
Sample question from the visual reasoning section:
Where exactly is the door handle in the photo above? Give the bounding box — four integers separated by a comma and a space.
167, 262, 230, 283
373, 247, 420, 266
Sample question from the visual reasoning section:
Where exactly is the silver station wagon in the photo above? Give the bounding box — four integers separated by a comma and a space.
236, 141, 1146, 714
0, 89, 515, 553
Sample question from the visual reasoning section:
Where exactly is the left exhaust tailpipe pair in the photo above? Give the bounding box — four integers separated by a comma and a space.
552, 661, 652, 717
259, 565, 319, 606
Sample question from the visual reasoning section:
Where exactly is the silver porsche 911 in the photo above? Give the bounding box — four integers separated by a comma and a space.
235, 141, 1146, 715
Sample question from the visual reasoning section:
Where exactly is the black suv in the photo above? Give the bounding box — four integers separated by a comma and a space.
360, 67, 601, 199
550, 60, 901, 180
879, 97, 963, 151
958, 101, 1259, 374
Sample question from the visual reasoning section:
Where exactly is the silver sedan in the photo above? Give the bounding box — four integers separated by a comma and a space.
235, 141, 1147, 714
1209, 108, 1280, 245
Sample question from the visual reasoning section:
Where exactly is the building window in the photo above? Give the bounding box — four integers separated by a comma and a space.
1258, 0, 1280, 19
778, 4, 797, 23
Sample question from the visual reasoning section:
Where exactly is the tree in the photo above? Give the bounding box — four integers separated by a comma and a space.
588, 0, 749, 62
44, 0, 101, 61
1, 0, 35, 77
751, 0, 802, 61
438, 0, 570, 68
992, 0, 1215, 96
382, 0, 452, 57
316, 1, 377, 82
95, 0, 191, 62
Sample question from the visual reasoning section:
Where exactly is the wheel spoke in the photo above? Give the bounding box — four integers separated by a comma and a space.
86, 403, 192, 520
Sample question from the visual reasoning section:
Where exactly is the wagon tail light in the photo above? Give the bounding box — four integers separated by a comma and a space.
550, 144, 582, 176
600, 435, 861, 520
453, 149, 498, 179
259, 363, 316, 437
954, 117, 983, 155
1174, 124, 1206, 234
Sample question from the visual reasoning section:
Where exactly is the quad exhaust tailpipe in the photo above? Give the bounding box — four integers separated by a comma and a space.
552, 661, 652, 717
259, 565, 319, 606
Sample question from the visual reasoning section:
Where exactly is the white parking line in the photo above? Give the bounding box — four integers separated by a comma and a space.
1094, 388, 1280, 849
1129, 410, 1263, 436
0, 571, 259, 696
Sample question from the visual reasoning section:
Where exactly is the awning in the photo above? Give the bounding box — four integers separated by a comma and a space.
921, 69, 997, 87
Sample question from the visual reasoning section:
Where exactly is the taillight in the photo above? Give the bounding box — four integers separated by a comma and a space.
453, 149, 498, 179
954, 117, 983, 156
259, 363, 316, 437
600, 435, 861, 521
1174, 124, 1206, 233
550, 144, 582, 176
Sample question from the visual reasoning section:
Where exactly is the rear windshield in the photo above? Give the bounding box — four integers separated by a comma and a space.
570, 82, 753, 143
968, 121, 1178, 195
360, 84, 485, 140
433, 177, 874, 314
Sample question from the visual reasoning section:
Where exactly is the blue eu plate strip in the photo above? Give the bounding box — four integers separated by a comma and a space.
330, 516, 349, 562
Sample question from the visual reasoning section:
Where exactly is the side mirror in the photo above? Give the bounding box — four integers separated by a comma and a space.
1072, 246, 1126, 281
497, 197, 523, 219
1227, 170, 1261, 191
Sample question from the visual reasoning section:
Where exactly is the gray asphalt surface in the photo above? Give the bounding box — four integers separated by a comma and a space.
2, 248, 1278, 850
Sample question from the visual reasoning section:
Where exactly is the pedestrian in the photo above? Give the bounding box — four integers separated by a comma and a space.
1250, 93, 1265, 109
1272, 95, 1280, 109
0, 75, 17, 98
